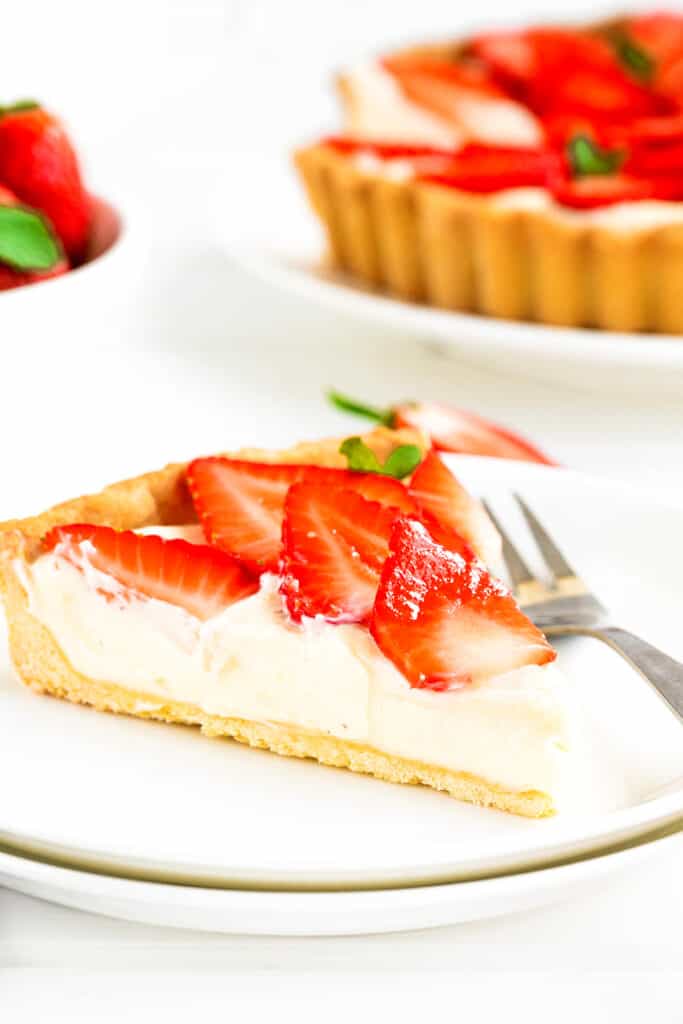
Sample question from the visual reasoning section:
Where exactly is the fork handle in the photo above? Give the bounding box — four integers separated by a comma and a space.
591, 627, 683, 722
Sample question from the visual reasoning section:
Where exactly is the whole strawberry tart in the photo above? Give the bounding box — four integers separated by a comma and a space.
0, 429, 572, 817
295, 13, 683, 332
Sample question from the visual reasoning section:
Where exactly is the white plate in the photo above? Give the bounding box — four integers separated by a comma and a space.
0, 834, 679, 936
1, 457, 681, 893
226, 164, 683, 396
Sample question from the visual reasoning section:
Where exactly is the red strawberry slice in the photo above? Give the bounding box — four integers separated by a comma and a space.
281, 483, 398, 623
382, 56, 505, 111
550, 171, 681, 209
187, 458, 414, 575
469, 31, 536, 89
0, 105, 91, 261
417, 143, 553, 192
628, 13, 683, 100
393, 401, 556, 464
382, 56, 541, 146
371, 517, 555, 690
407, 450, 501, 565
43, 524, 258, 621
323, 137, 456, 162
474, 28, 664, 120
629, 13, 683, 65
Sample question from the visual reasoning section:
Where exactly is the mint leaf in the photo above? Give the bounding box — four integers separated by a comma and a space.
567, 135, 625, 178
339, 437, 383, 473
340, 437, 423, 479
382, 445, 422, 479
328, 390, 395, 427
613, 35, 655, 82
0, 206, 61, 271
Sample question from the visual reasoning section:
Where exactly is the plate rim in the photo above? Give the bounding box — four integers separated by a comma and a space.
230, 243, 683, 364
2, 457, 682, 892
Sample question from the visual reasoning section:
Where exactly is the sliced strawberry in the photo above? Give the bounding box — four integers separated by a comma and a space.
382, 56, 541, 145
323, 136, 455, 162
407, 450, 501, 566
616, 113, 683, 145
281, 483, 398, 623
627, 13, 683, 100
43, 524, 258, 621
550, 170, 680, 209
382, 55, 505, 108
629, 13, 683, 65
473, 28, 665, 120
393, 401, 556, 464
417, 143, 553, 192
469, 31, 536, 91
348, 472, 416, 513
187, 458, 414, 575
371, 517, 555, 690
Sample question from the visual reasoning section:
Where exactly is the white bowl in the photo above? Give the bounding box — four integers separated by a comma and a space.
0, 192, 132, 346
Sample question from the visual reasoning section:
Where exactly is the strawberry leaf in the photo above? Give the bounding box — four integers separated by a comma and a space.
612, 34, 655, 82
340, 437, 422, 479
0, 205, 61, 271
328, 390, 396, 427
568, 135, 625, 178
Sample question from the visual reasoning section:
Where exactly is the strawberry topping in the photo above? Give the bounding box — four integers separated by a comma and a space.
417, 143, 555, 193
326, 14, 683, 210
407, 450, 501, 565
43, 524, 258, 621
392, 401, 556, 464
281, 483, 399, 623
370, 517, 555, 690
187, 457, 414, 575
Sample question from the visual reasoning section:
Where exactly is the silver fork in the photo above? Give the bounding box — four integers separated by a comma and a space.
482, 495, 683, 723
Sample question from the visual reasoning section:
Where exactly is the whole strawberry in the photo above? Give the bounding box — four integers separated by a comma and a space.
0, 181, 68, 290
0, 102, 90, 262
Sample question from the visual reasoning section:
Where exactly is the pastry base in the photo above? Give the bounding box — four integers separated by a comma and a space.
294, 144, 683, 333
0, 426, 551, 818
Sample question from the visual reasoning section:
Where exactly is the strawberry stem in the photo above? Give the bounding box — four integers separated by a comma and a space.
328, 390, 395, 427
0, 99, 39, 117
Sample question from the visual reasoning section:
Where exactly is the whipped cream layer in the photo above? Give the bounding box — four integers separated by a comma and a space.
17, 527, 572, 799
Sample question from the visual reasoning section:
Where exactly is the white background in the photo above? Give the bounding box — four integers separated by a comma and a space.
1, 0, 682, 1018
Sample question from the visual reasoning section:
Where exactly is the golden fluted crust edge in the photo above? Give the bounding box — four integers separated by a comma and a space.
294, 143, 683, 333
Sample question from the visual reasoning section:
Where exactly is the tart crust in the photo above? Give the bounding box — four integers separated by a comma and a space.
294, 143, 683, 333
0, 427, 552, 818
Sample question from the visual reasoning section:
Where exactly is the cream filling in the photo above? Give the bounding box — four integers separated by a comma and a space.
16, 528, 573, 800
341, 62, 541, 148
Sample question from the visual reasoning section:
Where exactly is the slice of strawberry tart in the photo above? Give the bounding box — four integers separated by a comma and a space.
0, 428, 573, 817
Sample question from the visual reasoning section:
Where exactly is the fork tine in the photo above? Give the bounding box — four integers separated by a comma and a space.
514, 494, 576, 579
481, 500, 535, 587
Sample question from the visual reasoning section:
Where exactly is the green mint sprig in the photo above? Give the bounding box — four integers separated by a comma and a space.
339, 436, 422, 479
567, 135, 625, 178
0, 205, 61, 271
